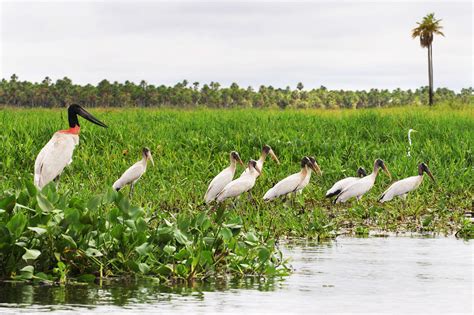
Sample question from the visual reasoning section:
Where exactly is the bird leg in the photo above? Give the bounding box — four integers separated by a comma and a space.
129, 183, 135, 199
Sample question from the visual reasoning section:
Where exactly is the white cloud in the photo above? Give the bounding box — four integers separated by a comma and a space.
1, 0, 472, 90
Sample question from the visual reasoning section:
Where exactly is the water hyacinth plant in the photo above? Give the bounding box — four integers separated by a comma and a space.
0, 180, 289, 283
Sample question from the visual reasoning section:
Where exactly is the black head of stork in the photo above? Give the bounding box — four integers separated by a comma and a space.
307, 156, 322, 175
262, 145, 280, 164
248, 159, 261, 175
230, 151, 244, 167
142, 147, 154, 166
357, 167, 367, 177
418, 163, 435, 182
374, 159, 391, 179
68, 104, 108, 128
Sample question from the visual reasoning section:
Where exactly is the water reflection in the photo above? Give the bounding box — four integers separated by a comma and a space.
0, 237, 472, 314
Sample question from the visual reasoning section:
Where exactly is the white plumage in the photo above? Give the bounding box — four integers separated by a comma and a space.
113, 148, 153, 197
33, 104, 107, 190
217, 160, 260, 203
326, 167, 367, 198
204, 151, 243, 204
334, 159, 391, 204
379, 163, 434, 203
263, 156, 321, 201
34, 133, 79, 189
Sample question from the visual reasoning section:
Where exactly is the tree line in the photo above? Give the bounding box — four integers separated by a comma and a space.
1, 74, 472, 109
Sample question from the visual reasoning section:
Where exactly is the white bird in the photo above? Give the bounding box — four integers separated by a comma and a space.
204, 151, 244, 204
217, 160, 261, 203
34, 104, 107, 189
241, 145, 279, 177
407, 129, 417, 157
334, 159, 391, 204
113, 147, 154, 198
379, 163, 435, 203
326, 167, 367, 198
263, 156, 322, 201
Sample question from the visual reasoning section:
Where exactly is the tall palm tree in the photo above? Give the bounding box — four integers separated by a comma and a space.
412, 13, 444, 106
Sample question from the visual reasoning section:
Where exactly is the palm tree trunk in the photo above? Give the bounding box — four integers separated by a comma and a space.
428, 44, 433, 106
430, 43, 434, 106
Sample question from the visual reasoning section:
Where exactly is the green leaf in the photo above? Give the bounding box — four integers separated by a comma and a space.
138, 263, 150, 274
135, 217, 147, 233
61, 234, 77, 249
163, 245, 176, 255
28, 226, 47, 236
85, 248, 103, 257
22, 248, 41, 262
200, 250, 213, 266
87, 195, 102, 211
135, 242, 150, 256
36, 194, 54, 213
220, 227, 233, 242
20, 265, 34, 279
6, 212, 27, 239
0, 195, 16, 212
76, 274, 96, 283
258, 247, 271, 263
174, 228, 190, 245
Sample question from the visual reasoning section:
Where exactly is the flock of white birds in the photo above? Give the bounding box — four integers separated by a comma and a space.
33, 105, 435, 205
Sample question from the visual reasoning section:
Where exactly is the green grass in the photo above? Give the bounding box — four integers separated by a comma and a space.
0, 106, 473, 281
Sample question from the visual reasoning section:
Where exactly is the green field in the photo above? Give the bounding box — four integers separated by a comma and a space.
0, 106, 473, 282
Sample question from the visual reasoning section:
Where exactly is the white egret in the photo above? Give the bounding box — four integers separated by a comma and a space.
407, 129, 417, 157
217, 160, 261, 203
204, 151, 244, 204
113, 147, 154, 198
34, 104, 107, 189
326, 167, 367, 198
263, 156, 322, 202
334, 159, 391, 204
379, 163, 435, 203
241, 145, 279, 177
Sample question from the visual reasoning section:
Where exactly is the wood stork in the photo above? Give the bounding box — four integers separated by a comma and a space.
263, 156, 322, 201
216, 160, 261, 203
334, 159, 391, 204
113, 147, 154, 198
34, 104, 107, 189
407, 129, 417, 157
241, 145, 279, 177
379, 163, 435, 203
204, 151, 244, 204
325, 167, 367, 198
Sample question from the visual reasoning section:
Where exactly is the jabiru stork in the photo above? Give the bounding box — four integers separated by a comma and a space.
34, 104, 107, 189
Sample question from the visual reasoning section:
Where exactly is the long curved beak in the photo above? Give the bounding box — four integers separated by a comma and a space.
77, 107, 108, 128
148, 153, 155, 166
254, 165, 261, 175
269, 149, 280, 165
426, 170, 435, 183
310, 162, 322, 176
237, 157, 244, 167
382, 164, 392, 180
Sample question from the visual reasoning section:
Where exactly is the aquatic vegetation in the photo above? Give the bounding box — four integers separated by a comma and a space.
0, 182, 289, 282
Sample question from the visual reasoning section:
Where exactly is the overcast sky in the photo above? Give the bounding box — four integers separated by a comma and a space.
1, 0, 472, 90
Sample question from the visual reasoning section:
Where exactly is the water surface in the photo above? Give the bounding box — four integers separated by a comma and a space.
0, 237, 472, 314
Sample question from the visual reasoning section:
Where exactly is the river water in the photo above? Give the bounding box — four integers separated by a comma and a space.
0, 237, 472, 314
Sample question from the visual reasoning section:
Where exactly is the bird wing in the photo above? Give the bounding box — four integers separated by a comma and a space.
379, 176, 421, 203
264, 173, 302, 201
335, 176, 373, 203
204, 167, 234, 203
34, 133, 78, 189
326, 177, 358, 197
113, 161, 146, 190
217, 176, 255, 201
